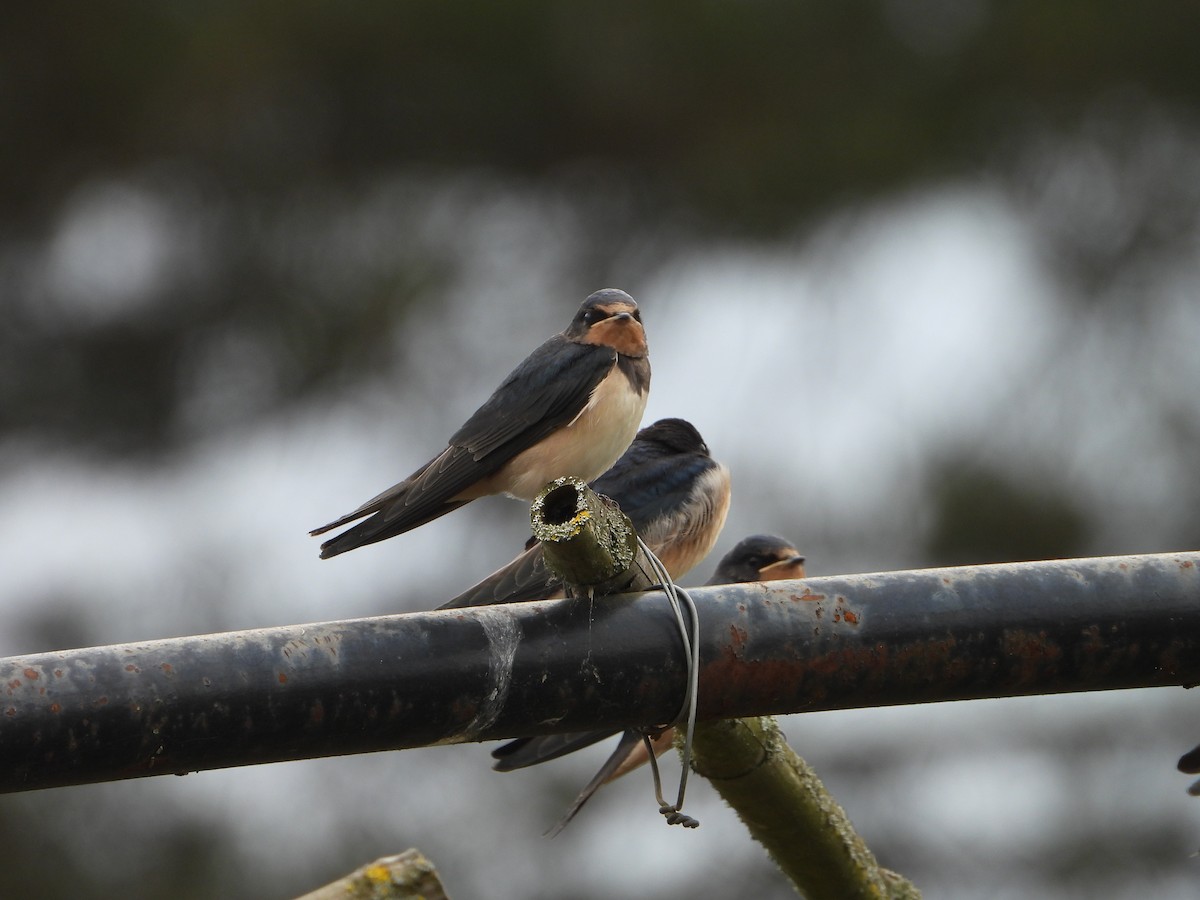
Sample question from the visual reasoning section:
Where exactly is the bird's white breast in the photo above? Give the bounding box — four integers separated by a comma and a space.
497, 366, 648, 501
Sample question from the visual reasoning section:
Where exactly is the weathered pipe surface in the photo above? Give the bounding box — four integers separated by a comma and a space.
1, 552, 1197, 793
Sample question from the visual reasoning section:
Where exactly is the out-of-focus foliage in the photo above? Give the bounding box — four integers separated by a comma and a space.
925, 456, 1091, 565
5, 1, 1200, 454
7, 3, 1200, 222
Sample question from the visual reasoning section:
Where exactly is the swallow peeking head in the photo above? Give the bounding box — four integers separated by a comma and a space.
707, 534, 807, 584
567, 289, 648, 358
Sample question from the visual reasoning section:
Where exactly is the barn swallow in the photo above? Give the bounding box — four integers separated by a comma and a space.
492, 533, 807, 832
440, 417, 731, 609
706, 534, 806, 585
311, 289, 651, 558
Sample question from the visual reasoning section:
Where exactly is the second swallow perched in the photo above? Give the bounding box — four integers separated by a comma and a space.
440, 417, 731, 609
312, 289, 651, 558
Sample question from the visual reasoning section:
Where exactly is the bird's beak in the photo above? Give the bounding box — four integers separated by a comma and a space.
759, 554, 806, 577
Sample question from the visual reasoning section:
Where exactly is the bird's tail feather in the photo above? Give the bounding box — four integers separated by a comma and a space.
317, 500, 468, 558
545, 729, 645, 837
491, 730, 614, 771
309, 506, 378, 537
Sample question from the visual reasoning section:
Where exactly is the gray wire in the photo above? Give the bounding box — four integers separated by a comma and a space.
636, 536, 701, 828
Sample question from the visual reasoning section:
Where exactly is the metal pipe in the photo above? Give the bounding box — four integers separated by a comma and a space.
1, 552, 1197, 793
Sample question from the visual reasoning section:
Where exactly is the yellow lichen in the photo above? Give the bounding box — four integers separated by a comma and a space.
364, 864, 393, 884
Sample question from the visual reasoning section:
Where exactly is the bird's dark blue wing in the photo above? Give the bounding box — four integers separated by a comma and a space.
593, 442, 716, 536
449, 336, 615, 460
372, 337, 616, 521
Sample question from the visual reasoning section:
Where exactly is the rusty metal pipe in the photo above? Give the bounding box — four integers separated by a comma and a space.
1, 552, 1197, 793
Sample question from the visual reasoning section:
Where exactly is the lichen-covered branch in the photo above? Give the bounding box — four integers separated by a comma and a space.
293, 849, 449, 900
532, 476, 657, 595
690, 717, 920, 899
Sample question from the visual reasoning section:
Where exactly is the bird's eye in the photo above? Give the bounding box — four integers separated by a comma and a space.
583, 309, 607, 326
631, 309, 642, 322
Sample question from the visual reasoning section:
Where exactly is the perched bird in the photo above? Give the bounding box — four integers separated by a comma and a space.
311, 289, 650, 558
706, 533, 807, 585
492, 533, 806, 832
440, 417, 731, 609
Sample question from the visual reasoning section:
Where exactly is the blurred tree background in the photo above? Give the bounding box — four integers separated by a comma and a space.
2, 3, 1199, 898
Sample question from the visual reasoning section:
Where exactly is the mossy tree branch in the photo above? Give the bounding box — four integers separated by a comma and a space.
690, 717, 920, 899
293, 849, 450, 900
531, 476, 658, 596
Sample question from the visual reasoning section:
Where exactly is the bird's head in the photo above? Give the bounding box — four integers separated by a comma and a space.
634, 418, 709, 457
715, 534, 807, 583
566, 289, 647, 358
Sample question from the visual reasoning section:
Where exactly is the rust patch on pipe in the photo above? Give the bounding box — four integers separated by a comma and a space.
832, 597, 860, 625
309, 701, 324, 725
1156, 638, 1188, 679
703, 632, 967, 714
729, 623, 748, 652
1002, 629, 1062, 685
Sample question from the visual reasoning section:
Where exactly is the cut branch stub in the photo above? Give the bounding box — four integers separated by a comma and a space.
531, 476, 653, 596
